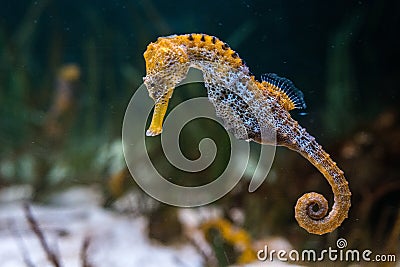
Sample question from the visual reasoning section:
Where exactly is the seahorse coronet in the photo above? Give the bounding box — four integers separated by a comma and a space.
142, 33, 351, 235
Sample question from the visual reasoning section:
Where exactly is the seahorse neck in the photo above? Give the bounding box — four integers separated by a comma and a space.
183, 44, 243, 73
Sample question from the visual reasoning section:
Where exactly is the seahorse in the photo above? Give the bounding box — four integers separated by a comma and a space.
142, 33, 351, 235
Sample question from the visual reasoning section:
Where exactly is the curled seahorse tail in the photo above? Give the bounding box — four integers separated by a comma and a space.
290, 128, 351, 235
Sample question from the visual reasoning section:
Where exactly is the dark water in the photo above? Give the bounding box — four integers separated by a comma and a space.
1, 1, 398, 133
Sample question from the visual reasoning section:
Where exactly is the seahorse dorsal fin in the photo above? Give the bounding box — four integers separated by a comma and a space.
261, 73, 307, 110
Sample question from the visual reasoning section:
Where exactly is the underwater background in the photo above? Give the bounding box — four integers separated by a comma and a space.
0, 0, 399, 266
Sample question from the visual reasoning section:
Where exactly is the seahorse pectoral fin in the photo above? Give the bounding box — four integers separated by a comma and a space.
261, 73, 307, 111
146, 88, 173, 136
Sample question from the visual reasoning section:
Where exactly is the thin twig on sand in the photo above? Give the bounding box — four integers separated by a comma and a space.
23, 203, 62, 267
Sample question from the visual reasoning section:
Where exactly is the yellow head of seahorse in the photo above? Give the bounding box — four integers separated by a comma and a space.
143, 37, 190, 136
143, 37, 189, 102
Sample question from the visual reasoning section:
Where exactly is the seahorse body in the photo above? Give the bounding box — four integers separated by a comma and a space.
143, 33, 351, 235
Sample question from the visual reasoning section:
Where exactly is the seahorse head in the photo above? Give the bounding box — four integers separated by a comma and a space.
143, 37, 190, 101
